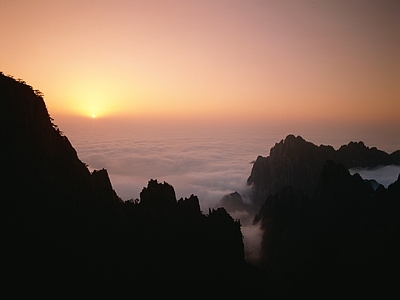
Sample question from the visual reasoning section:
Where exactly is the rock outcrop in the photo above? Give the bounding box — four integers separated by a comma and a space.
217, 192, 249, 211
247, 134, 399, 206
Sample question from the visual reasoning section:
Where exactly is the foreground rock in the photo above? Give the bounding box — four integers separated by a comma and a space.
0, 73, 259, 295
253, 160, 400, 298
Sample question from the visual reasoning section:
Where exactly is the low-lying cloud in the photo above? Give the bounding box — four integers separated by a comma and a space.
241, 224, 263, 265
67, 126, 269, 212
59, 119, 399, 265
62, 123, 271, 264
350, 165, 400, 188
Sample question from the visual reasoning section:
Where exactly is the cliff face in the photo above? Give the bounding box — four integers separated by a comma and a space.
1, 73, 123, 284
1, 73, 253, 294
1, 73, 119, 206
247, 134, 399, 206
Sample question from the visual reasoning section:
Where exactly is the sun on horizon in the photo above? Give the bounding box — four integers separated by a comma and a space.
1, 0, 399, 133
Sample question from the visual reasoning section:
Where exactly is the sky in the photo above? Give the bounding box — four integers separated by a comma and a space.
1, 0, 400, 132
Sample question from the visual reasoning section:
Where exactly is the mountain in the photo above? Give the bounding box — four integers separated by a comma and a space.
0, 73, 259, 295
214, 191, 258, 226
247, 134, 399, 206
247, 135, 400, 297
391, 150, 400, 164
3, 72, 399, 297
253, 160, 400, 298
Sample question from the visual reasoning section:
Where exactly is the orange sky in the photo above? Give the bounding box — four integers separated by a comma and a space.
1, 0, 399, 130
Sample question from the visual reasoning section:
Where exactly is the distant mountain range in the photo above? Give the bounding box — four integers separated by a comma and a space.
1, 72, 399, 297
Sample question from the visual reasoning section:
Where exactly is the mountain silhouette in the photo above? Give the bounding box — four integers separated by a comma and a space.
247, 134, 399, 206
2, 72, 399, 297
0, 73, 262, 295
253, 160, 400, 298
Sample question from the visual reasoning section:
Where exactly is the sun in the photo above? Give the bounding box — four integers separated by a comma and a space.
91, 113, 96, 119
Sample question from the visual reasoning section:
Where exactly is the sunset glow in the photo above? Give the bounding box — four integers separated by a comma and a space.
1, 0, 399, 132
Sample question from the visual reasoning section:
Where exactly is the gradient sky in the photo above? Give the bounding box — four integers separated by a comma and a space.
1, 0, 399, 130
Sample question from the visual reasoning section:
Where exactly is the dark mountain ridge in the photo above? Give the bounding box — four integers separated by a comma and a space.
0, 73, 256, 294
247, 134, 399, 206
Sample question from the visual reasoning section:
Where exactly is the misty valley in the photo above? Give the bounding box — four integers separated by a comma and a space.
2, 73, 400, 297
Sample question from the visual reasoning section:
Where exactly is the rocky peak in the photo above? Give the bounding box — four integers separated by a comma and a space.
338, 141, 395, 168
216, 191, 249, 211
138, 179, 177, 221
176, 194, 201, 218
270, 135, 313, 158
140, 179, 177, 206
247, 134, 399, 206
